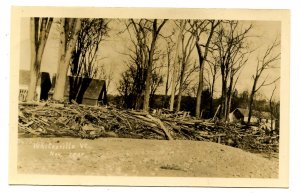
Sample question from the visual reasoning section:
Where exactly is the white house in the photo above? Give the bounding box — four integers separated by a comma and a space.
229, 108, 276, 129
19, 70, 41, 101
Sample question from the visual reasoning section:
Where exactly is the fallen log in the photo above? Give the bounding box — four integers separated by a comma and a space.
146, 114, 173, 140
128, 110, 149, 116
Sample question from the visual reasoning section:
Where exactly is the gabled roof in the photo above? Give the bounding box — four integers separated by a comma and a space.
64, 76, 106, 101
83, 79, 106, 100
235, 108, 249, 117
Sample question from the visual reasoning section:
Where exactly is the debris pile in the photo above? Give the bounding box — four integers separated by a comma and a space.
18, 102, 279, 153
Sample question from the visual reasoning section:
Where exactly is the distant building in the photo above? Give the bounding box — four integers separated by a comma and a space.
229, 108, 276, 128
19, 70, 40, 101
19, 70, 53, 101
64, 76, 107, 106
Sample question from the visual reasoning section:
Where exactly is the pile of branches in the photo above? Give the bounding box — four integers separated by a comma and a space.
18, 102, 279, 153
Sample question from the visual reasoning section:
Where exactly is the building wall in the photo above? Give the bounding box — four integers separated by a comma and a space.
229, 113, 240, 122
261, 118, 276, 129
243, 116, 258, 123
19, 85, 41, 101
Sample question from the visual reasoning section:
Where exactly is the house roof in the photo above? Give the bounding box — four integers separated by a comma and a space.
232, 108, 274, 120
235, 108, 249, 117
64, 76, 106, 100
83, 79, 106, 100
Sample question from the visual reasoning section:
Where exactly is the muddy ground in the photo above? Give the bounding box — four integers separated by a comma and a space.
17, 137, 278, 178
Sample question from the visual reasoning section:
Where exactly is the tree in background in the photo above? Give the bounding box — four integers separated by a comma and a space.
150, 72, 164, 107
142, 19, 168, 112
117, 69, 134, 108
27, 17, 53, 101
188, 20, 220, 118
163, 39, 175, 108
98, 64, 113, 94
248, 39, 280, 124
213, 21, 252, 120
176, 21, 196, 112
68, 18, 109, 103
118, 19, 167, 110
118, 19, 150, 109
205, 55, 220, 116
169, 20, 184, 112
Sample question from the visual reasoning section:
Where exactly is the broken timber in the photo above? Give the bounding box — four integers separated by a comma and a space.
18, 102, 279, 153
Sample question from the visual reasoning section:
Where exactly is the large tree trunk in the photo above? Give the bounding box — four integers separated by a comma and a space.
27, 18, 53, 101
53, 19, 81, 101
163, 54, 171, 108
143, 40, 156, 112
176, 62, 186, 112
247, 80, 257, 124
225, 75, 234, 121
27, 67, 38, 101
220, 70, 227, 119
247, 94, 254, 124
195, 42, 204, 118
194, 21, 217, 118
163, 71, 169, 108
143, 19, 167, 112
27, 18, 38, 101
195, 66, 204, 118
209, 77, 216, 117
169, 21, 183, 111
227, 92, 233, 121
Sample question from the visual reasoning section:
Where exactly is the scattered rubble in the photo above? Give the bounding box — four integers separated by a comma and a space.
18, 101, 279, 154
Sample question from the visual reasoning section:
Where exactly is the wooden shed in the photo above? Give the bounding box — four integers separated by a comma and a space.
64, 76, 107, 106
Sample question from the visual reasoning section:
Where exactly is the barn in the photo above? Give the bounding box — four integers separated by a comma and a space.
229, 108, 259, 123
64, 76, 107, 106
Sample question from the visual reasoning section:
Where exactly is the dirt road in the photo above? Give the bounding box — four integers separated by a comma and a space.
17, 138, 278, 178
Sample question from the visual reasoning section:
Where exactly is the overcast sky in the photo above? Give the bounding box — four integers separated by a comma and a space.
20, 18, 281, 101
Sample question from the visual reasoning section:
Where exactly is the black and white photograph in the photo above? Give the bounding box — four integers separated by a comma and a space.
9, 7, 290, 187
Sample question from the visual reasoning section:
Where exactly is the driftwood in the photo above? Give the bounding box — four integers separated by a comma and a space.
18, 102, 279, 153
146, 114, 173, 140
213, 105, 221, 120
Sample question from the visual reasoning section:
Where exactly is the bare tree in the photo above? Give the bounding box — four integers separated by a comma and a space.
27, 17, 53, 101
150, 71, 164, 106
119, 19, 151, 109
176, 21, 196, 112
106, 69, 113, 94
96, 63, 113, 95
248, 39, 280, 124
142, 19, 168, 112
188, 20, 220, 118
169, 20, 184, 111
176, 61, 198, 96
69, 18, 109, 103
53, 18, 81, 101
205, 55, 220, 116
117, 69, 134, 108
163, 39, 175, 108
213, 21, 252, 120
118, 19, 167, 110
